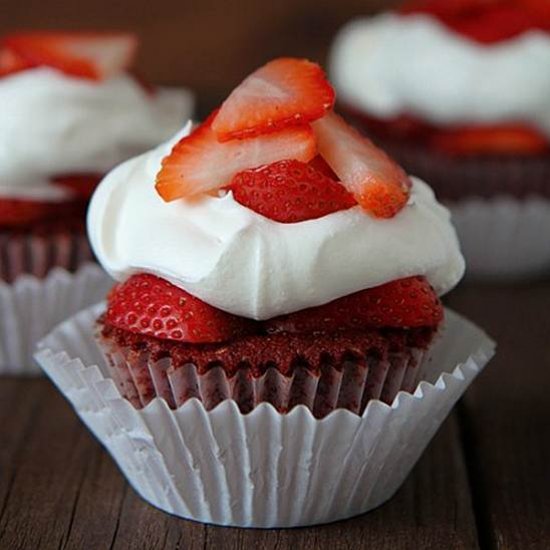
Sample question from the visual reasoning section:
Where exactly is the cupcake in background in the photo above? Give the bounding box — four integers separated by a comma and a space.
36, 59, 494, 527
330, 0, 550, 280
0, 31, 194, 373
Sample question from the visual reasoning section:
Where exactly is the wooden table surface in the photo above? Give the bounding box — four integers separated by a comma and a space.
0, 280, 549, 550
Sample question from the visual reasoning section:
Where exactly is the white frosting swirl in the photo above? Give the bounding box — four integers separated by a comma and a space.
88, 124, 464, 320
330, 13, 550, 136
0, 68, 193, 201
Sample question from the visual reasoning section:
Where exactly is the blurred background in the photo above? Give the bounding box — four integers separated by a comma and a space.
0, 0, 399, 116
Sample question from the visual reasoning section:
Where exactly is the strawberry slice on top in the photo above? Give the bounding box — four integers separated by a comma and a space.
312, 112, 412, 218
156, 112, 317, 202
266, 276, 443, 334
106, 273, 255, 343
230, 159, 356, 223
2, 32, 137, 80
212, 57, 335, 142
156, 58, 411, 220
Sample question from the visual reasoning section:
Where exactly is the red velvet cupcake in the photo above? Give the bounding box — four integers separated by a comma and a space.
0, 31, 193, 282
87, 58, 465, 417
330, 0, 550, 280
0, 31, 193, 373
35, 58, 496, 528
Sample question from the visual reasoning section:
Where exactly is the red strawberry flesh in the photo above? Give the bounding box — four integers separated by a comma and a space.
106, 274, 255, 343
106, 274, 442, 344
266, 276, 443, 334
230, 159, 356, 223
400, 0, 550, 44
2, 32, 137, 80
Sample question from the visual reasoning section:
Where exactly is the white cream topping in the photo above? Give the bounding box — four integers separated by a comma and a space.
0, 67, 193, 201
330, 13, 550, 136
88, 124, 464, 320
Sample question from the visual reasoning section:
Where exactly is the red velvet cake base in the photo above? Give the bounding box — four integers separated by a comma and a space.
0, 219, 94, 283
98, 319, 436, 418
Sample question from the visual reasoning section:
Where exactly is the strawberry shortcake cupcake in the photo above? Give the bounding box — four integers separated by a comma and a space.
330, 0, 550, 279
36, 58, 496, 527
87, 57, 465, 415
0, 31, 193, 373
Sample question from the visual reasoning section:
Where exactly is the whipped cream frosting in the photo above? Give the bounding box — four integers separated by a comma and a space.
88, 124, 465, 320
330, 13, 550, 136
0, 67, 193, 201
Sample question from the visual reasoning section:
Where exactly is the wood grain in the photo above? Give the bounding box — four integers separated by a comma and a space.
448, 282, 550, 550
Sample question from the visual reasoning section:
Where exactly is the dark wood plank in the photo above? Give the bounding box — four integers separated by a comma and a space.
448, 281, 550, 550
0, 380, 45, 520
0, 380, 122, 550
110, 485, 206, 550
0, 378, 206, 550
203, 414, 479, 550
61, 450, 127, 550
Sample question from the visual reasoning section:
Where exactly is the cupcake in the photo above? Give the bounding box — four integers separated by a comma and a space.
330, 0, 550, 280
0, 31, 193, 373
36, 58, 495, 527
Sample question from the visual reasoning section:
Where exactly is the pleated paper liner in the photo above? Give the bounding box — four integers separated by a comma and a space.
0, 265, 113, 375
448, 196, 550, 280
99, 329, 427, 418
35, 303, 495, 527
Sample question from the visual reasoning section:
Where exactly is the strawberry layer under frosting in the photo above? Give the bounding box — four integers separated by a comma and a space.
0, 67, 193, 201
88, 123, 464, 320
330, 13, 550, 138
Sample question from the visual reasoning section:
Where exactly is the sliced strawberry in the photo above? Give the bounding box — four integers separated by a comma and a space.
401, 0, 550, 43
106, 273, 255, 343
312, 112, 411, 218
230, 159, 356, 223
51, 173, 103, 201
156, 112, 317, 202
0, 47, 33, 77
432, 124, 549, 155
266, 276, 443, 334
2, 32, 137, 81
212, 57, 335, 142
449, 4, 543, 43
345, 107, 550, 155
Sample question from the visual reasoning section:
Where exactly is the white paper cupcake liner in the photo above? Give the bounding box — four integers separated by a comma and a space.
449, 196, 550, 281
0, 265, 113, 375
35, 303, 494, 527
